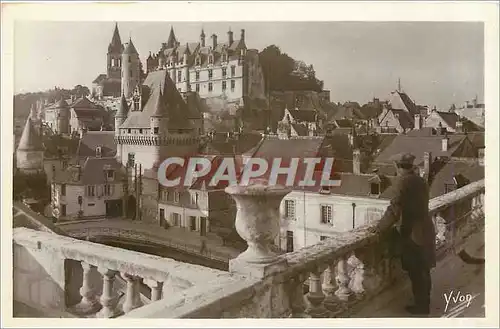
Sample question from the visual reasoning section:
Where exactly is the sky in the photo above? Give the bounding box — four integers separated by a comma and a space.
14, 21, 484, 109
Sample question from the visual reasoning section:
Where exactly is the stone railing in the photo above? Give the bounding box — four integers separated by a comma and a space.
122, 179, 484, 318
13, 228, 243, 318
13, 179, 484, 318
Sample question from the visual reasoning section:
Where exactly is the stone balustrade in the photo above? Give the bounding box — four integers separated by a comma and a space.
13, 227, 241, 318
13, 179, 484, 318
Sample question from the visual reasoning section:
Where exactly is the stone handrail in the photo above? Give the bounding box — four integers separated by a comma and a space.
126, 179, 485, 318
13, 227, 240, 318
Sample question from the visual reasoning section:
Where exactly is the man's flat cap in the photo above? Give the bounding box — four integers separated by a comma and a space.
390, 152, 416, 165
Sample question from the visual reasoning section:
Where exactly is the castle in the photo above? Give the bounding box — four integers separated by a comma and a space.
93, 24, 267, 114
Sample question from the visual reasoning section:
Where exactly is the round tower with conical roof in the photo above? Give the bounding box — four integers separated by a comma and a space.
16, 117, 44, 174
121, 38, 141, 98
55, 98, 70, 134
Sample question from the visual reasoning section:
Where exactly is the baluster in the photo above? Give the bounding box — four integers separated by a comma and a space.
74, 262, 101, 314
121, 273, 144, 313
335, 256, 353, 302
305, 266, 328, 317
287, 273, 308, 318
96, 268, 118, 318
322, 262, 340, 311
144, 279, 163, 302
348, 254, 365, 298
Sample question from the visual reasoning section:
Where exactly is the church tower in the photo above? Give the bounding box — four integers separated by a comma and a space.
107, 23, 124, 80
16, 117, 44, 174
121, 37, 141, 98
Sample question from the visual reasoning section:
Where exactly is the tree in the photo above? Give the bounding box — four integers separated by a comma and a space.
72, 85, 90, 98
259, 45, 323, 92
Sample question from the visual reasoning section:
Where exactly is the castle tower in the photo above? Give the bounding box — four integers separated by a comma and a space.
16, 117, 44, 174
107, 23, 124, 80
54, 98, 70, 134
121, 38, 141, 98
115, 93, 129, 162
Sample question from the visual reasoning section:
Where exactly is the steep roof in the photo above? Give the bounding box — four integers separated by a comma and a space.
17, 118, 43, 151
54, 157, 124, 185
167, 26, 178, 48
388, 90, 418, 115
435, 111, 460, 129
116, 94, 129, 118
391, 109, 414, 130
429, 160, 484, 198
288, 109, 317, 123
108, 23, 124, 54
120, 70, 192, 129
123, 38, 138, 55
93, 74, 107, 84
77, 131, 117, 158
250, 136, 324, 158
43, 135, 80, 158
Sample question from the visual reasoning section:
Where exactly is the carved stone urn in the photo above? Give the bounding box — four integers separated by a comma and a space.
225, 180, 291, 265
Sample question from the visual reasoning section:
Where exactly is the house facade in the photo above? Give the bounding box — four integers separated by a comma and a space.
51, 157, 125, 220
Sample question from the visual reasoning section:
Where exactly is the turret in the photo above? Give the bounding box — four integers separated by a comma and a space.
121, 38, 141, 98
115, 93, 129, 136
16, 117, 44, 174
200, 28, 206, 47
150, 89, 168, 136
55, 98, 69, 134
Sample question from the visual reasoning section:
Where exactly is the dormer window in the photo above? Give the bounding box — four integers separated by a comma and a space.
106, 169, 115, 180
195, 56, 201, 66
96, 146, 102, 158
134, 97, 140, 111
370, 183, 380, 195
222, 53, 227, 62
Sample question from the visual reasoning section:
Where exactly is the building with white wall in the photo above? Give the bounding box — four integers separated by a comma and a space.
51, 157, 125, 220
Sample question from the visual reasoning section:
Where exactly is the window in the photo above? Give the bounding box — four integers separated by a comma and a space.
127, 153, 135, 167
174, 191, 180, 203
107, 170, 114, 179
320, 236, 328, 241
284, 200, 295, 220
320, 205, 333, 224
208, 55, 213, 64
96, 146, 102, 158
208, 69, 213, 79
61, 184, 66, 196
195, 84, 200, 92
62, 161, 68, 170
222, 68, 227, 77
52, 165, 56, 173
171, 213, 181, 226
134, 98, 139, 110
61, 204, 66, 216
222, 81, 227, 91
177, 71, 182, 82
128, 129, 131, 134
208, 83, 213, 92
195, 57, 201, 66
222, 54, 227, 62
195, 71, 200, 81
231, 66, 236, 77
78, 196, 83, 205
104, 184, 111, 196
87, 185, 96, 197
128, 57, 131, 63
139, 129, 143, 134
286, 231, 294, 252
191, 192, 199, 205
190, 216, 197, 231
88, 203, 95, 207
231, 80, 235, 91
370, 183, 380, 195
154, 127, 159, 134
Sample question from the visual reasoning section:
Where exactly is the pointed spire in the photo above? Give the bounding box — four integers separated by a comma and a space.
123, 37, 138, 55
200, 28, 206, 37
116, 93, 129, 118
108, 22, 124, 54
167, 26, 177, 48
18, 118, 43, 151
151, 89, 168, 117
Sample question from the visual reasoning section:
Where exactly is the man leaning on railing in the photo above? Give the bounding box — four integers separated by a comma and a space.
367, 152, 437, 317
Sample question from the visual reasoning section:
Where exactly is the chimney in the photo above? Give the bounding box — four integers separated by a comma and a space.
227, 29, 234, 45
414, 114, 421, 130
240, 29, 245, 42
353, 149, 361, 175
473, 97, 478, 107
441, 136, 449, 152
211, 34, 217, 49
423, 152, 432, 182
478, 147, 484, 166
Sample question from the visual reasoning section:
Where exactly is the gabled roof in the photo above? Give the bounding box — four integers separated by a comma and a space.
77, 131, 117, 158
17, 118, 43, 151
287, 109, 317, 123
433, 111, 460, 129
429, 160, 484, 198
388, 90, 419, 115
